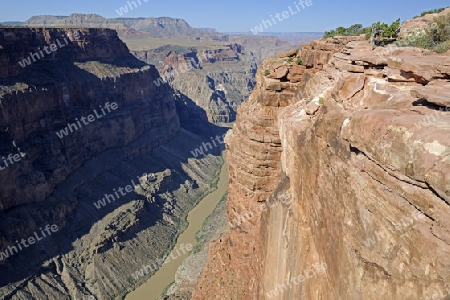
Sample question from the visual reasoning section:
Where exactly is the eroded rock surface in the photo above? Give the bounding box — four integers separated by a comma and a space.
194, 35, 450, 299
0, 28, 227, 300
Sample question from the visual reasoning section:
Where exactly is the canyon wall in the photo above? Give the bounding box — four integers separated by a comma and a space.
0, 28, 226, 300
132, 43, 257, 124
194, 34, 450, 299
0, 27, 178, 210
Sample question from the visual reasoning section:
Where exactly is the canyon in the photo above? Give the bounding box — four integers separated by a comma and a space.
21, 14, 303, 126
193, 26, 450, 300
1, 9, 449, 300
0, 27, 227, 299
0, 14, 305, 299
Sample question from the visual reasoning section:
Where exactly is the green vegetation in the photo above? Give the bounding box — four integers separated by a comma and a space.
414, 7, 447, 18
296, 58, 303, 65
323, 23, 366, 38
365, 18, 401, 39
324, 19, 400, 41
324, 8, 448, 39
264, 69, 270, 76
319, 97, 325, 105
287, 57, 294, 63
434, 40, 450, 53
323, 7, 449, 52
398, 13, 450, 53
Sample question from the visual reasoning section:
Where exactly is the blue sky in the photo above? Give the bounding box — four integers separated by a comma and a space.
1, 0, 449, 33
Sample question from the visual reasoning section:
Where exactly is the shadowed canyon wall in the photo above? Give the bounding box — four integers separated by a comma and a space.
0, 28, 226, 300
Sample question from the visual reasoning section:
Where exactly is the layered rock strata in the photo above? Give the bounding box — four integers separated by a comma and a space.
0, 28, 226, 300
0, 27, 178, 210
132, 44, 258, 124
194, 34, 450, 299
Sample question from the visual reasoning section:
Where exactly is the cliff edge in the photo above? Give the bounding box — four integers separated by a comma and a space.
194, 33, 450, 299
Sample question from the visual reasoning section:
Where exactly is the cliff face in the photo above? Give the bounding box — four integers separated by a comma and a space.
23, 14, 142, 37
132, 44, 258, 124
194, 35, 450, 299
118, 17, 212, 38
0, 27, 178, 211
0, 28, 226, 300
226, 36, 293, 63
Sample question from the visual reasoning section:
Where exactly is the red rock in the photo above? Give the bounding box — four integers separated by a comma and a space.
305, 101, 320, 115
411, 82, 450, 107
277, 49, 299, 58
287, 64, 306, 83
267, 66, 289, 80
194, 31, 450, 300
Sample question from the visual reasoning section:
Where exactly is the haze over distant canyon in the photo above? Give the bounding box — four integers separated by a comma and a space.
1, 6, 449, 300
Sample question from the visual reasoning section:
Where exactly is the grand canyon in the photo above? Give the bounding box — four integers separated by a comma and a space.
0, 4, 449, 300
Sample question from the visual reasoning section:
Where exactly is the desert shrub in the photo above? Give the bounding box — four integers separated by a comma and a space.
429, 14, 450, 43
264, 69, 270, 76
324, 24, 366, 38
287, 57, 294, 63
296, 58, 303, 65
366, 18, 401, 39
434, 40, 450, 53
414, 7, 447, 18
399, 13, 450, 52
319, 97, 325, 105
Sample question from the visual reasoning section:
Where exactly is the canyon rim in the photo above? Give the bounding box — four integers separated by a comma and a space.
1, 4, 450, 300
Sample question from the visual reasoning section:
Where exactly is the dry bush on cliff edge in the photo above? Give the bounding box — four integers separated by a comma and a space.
399, 13, 450, 53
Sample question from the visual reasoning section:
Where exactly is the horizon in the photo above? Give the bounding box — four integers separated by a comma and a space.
1, 0, 449, 33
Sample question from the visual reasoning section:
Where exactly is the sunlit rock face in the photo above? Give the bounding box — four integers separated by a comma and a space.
194, 34, 450, 299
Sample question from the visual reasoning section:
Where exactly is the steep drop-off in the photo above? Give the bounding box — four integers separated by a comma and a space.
0, 28, 226, 300
0, 27, 178, 210
194, 33, 450, 299
132, 43, 257, 124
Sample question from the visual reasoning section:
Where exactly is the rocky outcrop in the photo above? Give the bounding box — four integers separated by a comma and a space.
0, 27, 131, 79
194, 35, 450, 299
398, 7, 450, 39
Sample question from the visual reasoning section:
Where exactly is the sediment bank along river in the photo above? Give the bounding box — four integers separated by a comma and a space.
126, 152, 229, 300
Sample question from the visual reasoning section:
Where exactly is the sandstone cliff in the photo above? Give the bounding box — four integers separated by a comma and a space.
194, 34, 450, 299
0, 28, 226, 300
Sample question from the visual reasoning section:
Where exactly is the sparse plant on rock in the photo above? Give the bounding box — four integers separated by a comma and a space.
398, 13, 450, 53
366, 18, 401, 39
367, 18, 401, 48
414, 7, 447, 18
296, 58, 303, 65
324, 24, 366, 38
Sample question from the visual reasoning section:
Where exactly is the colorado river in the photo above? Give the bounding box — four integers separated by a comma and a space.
126, 152, 228, 300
